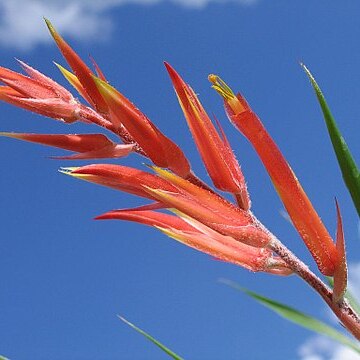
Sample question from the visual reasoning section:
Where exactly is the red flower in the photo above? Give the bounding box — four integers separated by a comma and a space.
209, 75, 338, 276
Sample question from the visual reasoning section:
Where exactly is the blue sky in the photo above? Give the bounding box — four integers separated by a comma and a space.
1, 1, 360, 359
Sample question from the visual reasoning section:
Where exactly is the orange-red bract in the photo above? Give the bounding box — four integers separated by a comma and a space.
165, 63, 250, 209
210, 75, 338, 276
333, 200, 347, 303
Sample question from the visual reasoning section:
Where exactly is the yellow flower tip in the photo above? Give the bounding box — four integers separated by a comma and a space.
209, 74, 246, 114
154, 225, 169, 234
0, 132, 17, 138
91, 75, 113, 97
54, 62, 67, 73
169, 208, 183, 217
208, 74, 235, 101
154, 225, 185, 243
208, 74, 218, 84
149, 165, 171, 177
43, 17, 51, 26
44, 18, 57, 38
55, 62, 75, 81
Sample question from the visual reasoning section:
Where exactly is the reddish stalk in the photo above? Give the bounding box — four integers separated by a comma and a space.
269, 236, 360, 341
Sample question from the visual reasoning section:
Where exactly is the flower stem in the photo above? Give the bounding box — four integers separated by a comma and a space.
269, 237, 360, 341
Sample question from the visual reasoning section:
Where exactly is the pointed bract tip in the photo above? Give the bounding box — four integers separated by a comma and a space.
59, 167, 80, 175
44, 18, 56, 36
154, 225, 180, 241
332, 197, 348, 303
53, 62, 64, 71
163, 61, 172, 71
0, 132, 19, 139
149, 165, 178, 183
54, 62, 73, 82
163, 61, 180, 80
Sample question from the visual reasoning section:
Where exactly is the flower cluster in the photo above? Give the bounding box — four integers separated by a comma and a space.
1, 20, 347, 285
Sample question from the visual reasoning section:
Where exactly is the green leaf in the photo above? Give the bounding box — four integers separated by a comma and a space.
302, 64, 360, 217
0, 356, 10, 360
118, 315, 184, 360
220, 279, 360, 354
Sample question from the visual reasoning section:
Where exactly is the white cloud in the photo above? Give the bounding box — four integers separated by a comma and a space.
0, 0, 257, 50
171, 0, 256, 9
298, 263, 360, 360
298, 336, 359, 360
0, 0, 112, 50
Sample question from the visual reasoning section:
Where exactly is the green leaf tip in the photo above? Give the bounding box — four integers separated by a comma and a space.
302, 63, 360, 217
118, 315, 184, 360
220, 278, 360, 354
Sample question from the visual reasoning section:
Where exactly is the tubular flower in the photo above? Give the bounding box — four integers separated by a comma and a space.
45, 18, 109, 114
0, 61, 80, 123
165, 63, 250, 209
209, 75, 338, 276
96, 209, 291, 275
43, 19, 191, 178
65, 164, 274, 249
93, 77, 191, 177
0, 60, 115, 132
0, 133, 134, 160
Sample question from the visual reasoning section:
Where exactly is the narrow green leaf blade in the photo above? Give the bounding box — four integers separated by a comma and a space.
302, 64, 360, 217
0, 356, 10, 360
220, 279, 360, 354
118, 315, 184, 360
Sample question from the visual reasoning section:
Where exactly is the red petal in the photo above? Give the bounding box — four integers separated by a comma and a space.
17, 60, 73, 101
165, 63, 249, 208
151, 166, 251, 226
94, 77, 190, 177
55, 63, 93, 106
68, 164, 177, 200
211, 76, 338, 276
228, 104, 337, 275
158, 225, 270, 270
1, 133, 134, 159
54, 144, 134, 160
45, 19, 108, 114
89, 56, 107, 81
95, 209, 195, 231
0, 94, 78, 123
0, 65, 57, 99
98, 207, 273, 271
